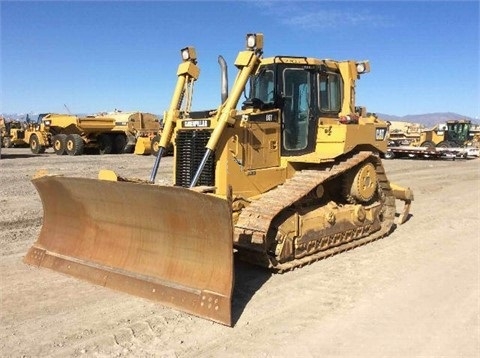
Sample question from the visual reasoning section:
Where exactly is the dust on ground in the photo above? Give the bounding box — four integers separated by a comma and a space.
1, 148, 479, 357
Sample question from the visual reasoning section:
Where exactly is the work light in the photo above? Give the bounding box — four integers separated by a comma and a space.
246, 33, 264, 51
356, 61, 370, 74
181, 47, 196, 62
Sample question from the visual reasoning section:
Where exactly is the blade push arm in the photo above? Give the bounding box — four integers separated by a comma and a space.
150, 47, 200, 183
189, 33, 263, 188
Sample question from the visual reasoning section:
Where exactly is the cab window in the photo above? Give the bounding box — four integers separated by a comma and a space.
318, 73, 341, 113
252, 69, 275, 104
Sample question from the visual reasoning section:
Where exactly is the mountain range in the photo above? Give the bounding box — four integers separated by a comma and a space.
375, 112, 477, 127
2, 111, 477, 128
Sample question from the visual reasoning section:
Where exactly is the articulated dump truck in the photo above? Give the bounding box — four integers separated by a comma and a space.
24, 34, 413, 326
25, 111, 161, 155
93, 111, 162, 155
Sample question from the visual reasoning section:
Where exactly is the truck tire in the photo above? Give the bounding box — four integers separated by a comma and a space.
65, 134, 84, 156
124, 144, 135, 153
384, 150, 395, 159
3, 137, 12, 148
98, 134, 113, 155
113, 133, 128, 154
52, 134, 67, 155
420, 141, 435, 149
151, 135, 161, 156
436, 141, 452, 148
151, 135, 173, 156
30, 134, 46, 154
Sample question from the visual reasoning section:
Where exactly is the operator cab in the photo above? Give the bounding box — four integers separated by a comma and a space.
244, 60, 343, 156
445, 121, 471, 145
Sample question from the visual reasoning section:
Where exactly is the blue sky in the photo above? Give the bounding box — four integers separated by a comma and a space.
1, 1, 479, 118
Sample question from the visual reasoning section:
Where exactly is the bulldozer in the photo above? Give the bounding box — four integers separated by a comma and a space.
24, 33, 413, 326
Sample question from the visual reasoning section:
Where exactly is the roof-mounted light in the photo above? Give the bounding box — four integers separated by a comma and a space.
356, 61, 370, 74
181, 47, 197, 62
246, 33, 264, 51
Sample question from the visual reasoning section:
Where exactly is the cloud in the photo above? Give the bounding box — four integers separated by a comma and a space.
283, 9, 385, 29
252, 1, 391, 30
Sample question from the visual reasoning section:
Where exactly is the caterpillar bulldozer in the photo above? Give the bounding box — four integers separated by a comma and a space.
24, 33, 413, 326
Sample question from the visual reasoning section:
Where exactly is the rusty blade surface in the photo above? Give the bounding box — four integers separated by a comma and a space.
24, 176, 234, 325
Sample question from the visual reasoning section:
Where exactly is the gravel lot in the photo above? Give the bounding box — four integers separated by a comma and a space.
1, 147, 479, 357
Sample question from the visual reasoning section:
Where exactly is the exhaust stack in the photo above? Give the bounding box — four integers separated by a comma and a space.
218, 55, 228, 103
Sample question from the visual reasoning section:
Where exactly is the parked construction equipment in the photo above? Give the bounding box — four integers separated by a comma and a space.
1, 120, 29, 148
387, 121, 424, 146
0, 117, 4, 158
94, 111, 161, 155
25, 33, 414, 326
23, 111, 161, 155
412, 119, 473, 148
386, 119, 479, 159
384, 145, 477, 160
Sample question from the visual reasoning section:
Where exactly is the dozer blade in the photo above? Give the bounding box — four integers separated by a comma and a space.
24, 175, 234, 325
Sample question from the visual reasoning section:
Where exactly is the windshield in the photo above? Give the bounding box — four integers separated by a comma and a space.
251, 66, 275, 105
447, 122, 470, 142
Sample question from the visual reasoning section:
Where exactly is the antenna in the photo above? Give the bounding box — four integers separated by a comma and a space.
64, 104, 71, 114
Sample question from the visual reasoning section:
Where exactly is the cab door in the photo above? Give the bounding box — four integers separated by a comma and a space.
281, 67, 317, 156
243, 111, 280, 170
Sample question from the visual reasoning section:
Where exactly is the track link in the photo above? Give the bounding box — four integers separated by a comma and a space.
234, 151, 397, 272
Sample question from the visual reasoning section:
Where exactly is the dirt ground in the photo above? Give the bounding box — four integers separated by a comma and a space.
0, 147, 479, 358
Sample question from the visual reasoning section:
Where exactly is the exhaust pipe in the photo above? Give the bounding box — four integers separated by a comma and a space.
190, 56, 228, 188
218, 55, 228, 103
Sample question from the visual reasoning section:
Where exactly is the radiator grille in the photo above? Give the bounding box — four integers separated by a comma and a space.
175, 130, 215, 188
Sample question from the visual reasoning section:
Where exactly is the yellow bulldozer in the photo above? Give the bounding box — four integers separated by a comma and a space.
24, 33, 413, 326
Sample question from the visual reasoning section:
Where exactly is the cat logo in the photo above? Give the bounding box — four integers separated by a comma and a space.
183, 120, 210, 128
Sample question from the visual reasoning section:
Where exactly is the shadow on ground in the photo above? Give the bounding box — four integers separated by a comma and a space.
0, 153, 45, 159
231, 258, 272, 326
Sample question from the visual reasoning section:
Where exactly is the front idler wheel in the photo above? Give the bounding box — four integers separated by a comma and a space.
344, 162, 378, 203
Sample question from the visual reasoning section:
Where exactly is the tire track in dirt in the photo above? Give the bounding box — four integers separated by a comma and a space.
1, 149, 478, 357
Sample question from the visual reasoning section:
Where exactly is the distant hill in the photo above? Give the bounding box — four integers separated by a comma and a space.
2, 111, 477, 127
1, 113, 95, 122
376, 112, 477, 127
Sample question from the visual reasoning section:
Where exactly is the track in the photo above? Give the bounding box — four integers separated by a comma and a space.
234, 151, 397, 271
